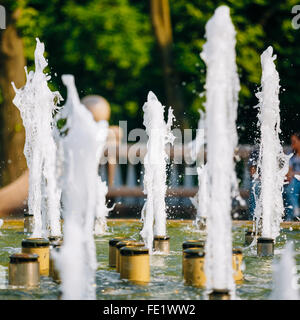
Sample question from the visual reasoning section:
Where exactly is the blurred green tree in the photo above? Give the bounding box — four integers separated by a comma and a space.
0, 0, 299, 162
168, 0, 300, 143
0, 2, 27, 185
16, 0, 154, 131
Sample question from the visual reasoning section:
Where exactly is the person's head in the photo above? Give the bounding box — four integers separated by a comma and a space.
81, 95, 111, 122
291, 132, 300, 153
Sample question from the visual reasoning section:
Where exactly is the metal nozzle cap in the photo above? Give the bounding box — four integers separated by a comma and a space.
182, 240, 205, 249
115, 240, 137, 249
22, 238, 50, 248
120, 246, 149, 256
48, 236, 63, 242
109, 237, 128, 246
10, 253, 39, 263
51, 242, 62, 250
24, 212, 34, 217
232, 248, 243, 254
257, 237, 274, 244
183, 248, 205, 258
154, 235, 170, 241
210, 289, 230, 295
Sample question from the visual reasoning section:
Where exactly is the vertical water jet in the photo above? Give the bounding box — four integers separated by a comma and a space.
140, 92, 175, 253
270, 242, 299, 300
201, 6, 240, 298
55, 75, 106, 299
12, 38, 63, 238
253, 47, 290, 252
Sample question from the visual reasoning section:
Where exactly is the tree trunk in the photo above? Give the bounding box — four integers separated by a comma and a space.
150, 0, 186, 126
0, 9, 27, 186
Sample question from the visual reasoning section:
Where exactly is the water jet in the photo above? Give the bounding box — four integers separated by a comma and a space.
253, 46, 290, 252
201, 5, 239, 297
140, 92, 175, 253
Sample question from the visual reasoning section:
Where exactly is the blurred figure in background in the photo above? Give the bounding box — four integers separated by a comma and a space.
0, 95, 121, 217
248, 146, 260, 219
284, 132, 300, 221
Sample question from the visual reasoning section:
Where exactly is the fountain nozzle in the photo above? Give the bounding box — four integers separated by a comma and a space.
24, 212, 34, 234
9, 253, 40, 288
257, 237, 274, 257
209, 289, 230, 300
153, 235, 170, 254
21, 238, 50, 276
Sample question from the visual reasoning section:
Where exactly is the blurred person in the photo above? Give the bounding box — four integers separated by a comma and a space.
0, 171, 29, 217
248, 146, 260, 219
284, 132, 300, 220
0, 95, 121, 217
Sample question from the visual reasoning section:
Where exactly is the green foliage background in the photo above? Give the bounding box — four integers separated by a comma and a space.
5, 0, 300, 143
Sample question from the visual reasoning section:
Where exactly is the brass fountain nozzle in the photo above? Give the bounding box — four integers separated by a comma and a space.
21, 238, 50, 276
182, 240, 205, 275
209, 289, 231, 300
49, 242, 61, 283
120, 246, 150, 285
115, 240, 140, 273
257, 237, 274, 257
183, 248, 206, 288
24, 212, 34, 234
108, 237, 127, 268
153, 235, 170, 254
9, 253, 40, 288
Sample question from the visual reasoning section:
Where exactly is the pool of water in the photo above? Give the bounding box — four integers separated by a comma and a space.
0, 220, 299, 300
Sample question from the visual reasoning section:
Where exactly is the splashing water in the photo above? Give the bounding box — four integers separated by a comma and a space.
55, 75, 106, 299
94, 180, 109, 235
253, 46, 290, 239
191, 165, 209, 225
270, 242, 299, 300
12, 38, 63, 237
189, 109, 206, 162
201, 6, 240, 295
189, 109, 208, 225
90, 113, 109, 253
90, 104, 110, 236
140, 92, 175, 252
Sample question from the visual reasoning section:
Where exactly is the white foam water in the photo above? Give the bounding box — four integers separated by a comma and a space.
12, 38, 62, 237
140, 91, 175, 252
90, 103, 109, 236
55, 75, 107, 299
253, 46, 290, 239
270, 242, 299, 300
201, 6, 239, 295
189, 109, 206, 162
192, 165, 209, 224
189, 109, 209, 225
